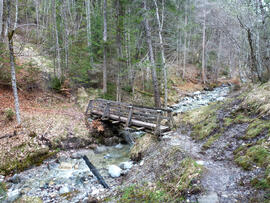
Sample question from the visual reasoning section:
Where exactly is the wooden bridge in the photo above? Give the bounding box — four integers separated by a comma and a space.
85, 99, 175, 135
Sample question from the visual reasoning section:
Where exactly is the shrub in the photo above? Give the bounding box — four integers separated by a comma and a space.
49, 76, 62, 92
4, 108, 15, 121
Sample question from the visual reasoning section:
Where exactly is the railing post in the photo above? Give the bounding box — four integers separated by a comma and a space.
155, 110, 162, 136
126, 106, 133, 127
168, 109, 175, 129
102, 102, 111, 120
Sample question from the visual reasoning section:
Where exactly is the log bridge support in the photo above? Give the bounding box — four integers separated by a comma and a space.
85, 99, 175, 136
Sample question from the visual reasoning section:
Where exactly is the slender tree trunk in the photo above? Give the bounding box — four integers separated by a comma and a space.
154, 0, 167, 108
85, 0, 93, 64
62, 2, 69, 73
0, 0, 3, 38
201, 5, 207, 84
216, 32, 222, 81
35, 0, 39, 41
247, 28, 261, 82
143, 0, 161, 107
182, 1, 188, 79
13, 0, 18, 30
52, 0, 61, 78
7, 0, 21, 125
103, 0, 107, 94
116, 0, 124, 102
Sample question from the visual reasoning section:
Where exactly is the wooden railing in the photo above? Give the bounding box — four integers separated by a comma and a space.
85, 99, 175, 135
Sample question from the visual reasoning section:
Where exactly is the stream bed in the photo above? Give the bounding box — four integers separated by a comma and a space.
2, 144, 132, 202
172, 85, 230, 113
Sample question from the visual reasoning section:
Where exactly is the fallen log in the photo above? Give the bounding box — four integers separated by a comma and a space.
82, 155, 110, 189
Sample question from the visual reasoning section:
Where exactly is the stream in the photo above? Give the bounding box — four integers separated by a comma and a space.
2, 85, 236, 202
2, 144, 132, 202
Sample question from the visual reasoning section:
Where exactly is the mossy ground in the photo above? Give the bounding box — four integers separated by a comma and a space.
0, 182, 7, 201
181, 102, 221, 141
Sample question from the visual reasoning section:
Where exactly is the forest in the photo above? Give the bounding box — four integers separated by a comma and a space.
0, 0, 270, 202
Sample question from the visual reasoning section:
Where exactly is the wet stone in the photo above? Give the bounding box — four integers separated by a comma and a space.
119, 161, 133, 170
94, 146, 108, 153
198, 191, 219, 203
8, 174, 21, 184
108, 165, 122, 178
59, 185, 70, 194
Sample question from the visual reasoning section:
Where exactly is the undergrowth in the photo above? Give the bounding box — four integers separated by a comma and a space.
117, 158, 203, 202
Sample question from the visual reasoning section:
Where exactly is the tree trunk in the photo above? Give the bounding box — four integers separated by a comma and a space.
201, 5, 207, 84
35, 0, 39, 41
182, 1, 188, 80
52, 0, 61, 79
13, 0, 18, 30
247, 28, 262, 82
62, 2, 69, 73
143, 0, 161, 108
115, 0, 124, 102
0, 0, 3, 37
103, 0, 107, 94
85, 0, 93, 64
7, 0, 21, 125
154, 0, 167, 108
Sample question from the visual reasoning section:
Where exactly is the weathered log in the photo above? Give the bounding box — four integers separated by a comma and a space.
82, 155, 110, 189
154, 110, 162, 136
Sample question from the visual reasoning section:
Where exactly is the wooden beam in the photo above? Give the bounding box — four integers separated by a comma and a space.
102, 102, 111, 120
126, 106, 133, 127
154, 110, 162, 136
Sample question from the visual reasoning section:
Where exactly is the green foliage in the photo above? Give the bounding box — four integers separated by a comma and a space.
49, 76, 62, 92
0, 66, 11, 84
235, 144, 270, 170
100, 82, 116, 100
4, 108, 15, 121
251, 177, 270, 190
0, 182, 7, 201
202, 133, 222, 149
122, 85, 132, 93
118, 185, 170, 203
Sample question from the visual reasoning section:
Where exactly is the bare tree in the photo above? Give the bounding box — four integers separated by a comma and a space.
7, 0, 21, 125
143, 0, 161, 107
103, 0, 107, 94
154, 0, 167, 108
85, 0, 93, 64
0, 0, 3, 37
201, 0, 207, 84
52, 0, 61, 79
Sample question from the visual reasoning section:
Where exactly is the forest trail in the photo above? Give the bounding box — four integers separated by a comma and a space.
167, 130, 251, 202
163, 86, 261, 202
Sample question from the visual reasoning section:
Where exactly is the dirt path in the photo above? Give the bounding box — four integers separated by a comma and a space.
166, 129, 255, 203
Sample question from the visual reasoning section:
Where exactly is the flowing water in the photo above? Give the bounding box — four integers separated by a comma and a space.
172, 85, 230, 113
3, 145, 131, 202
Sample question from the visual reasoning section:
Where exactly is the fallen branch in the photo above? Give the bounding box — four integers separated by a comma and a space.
0, 130, 17, 140
82, 155, 110, 189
